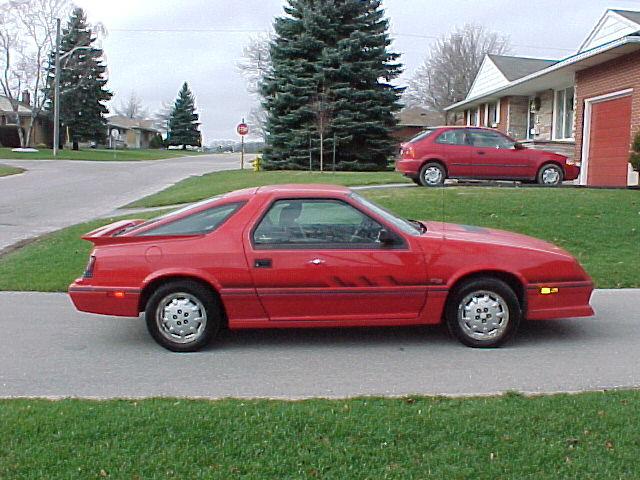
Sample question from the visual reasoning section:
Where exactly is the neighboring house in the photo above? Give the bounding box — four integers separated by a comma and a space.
106, 115, 161, 149
392, 107, 443, 142
446, 8, 640, 186
0, 93, 51, 147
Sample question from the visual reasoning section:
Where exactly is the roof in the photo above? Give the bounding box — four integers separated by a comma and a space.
488, 54, 557, 81
0, 96, 32, 115
613, 9, 640, 25
256, 184, 351, 195
107, 115, 160, 133
395, 107, 443, 127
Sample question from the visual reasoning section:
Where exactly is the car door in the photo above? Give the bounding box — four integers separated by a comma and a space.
468, 129, 531, 179
245, 197, 428, 322
433, 128, 473, 177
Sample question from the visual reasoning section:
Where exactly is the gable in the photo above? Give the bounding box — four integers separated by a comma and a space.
579, 10, 640, 52
466, 56, 509, 99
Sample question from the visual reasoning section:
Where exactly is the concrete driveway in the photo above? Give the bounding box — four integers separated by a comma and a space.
0, 289, 637, 399
0, 152, 247, 251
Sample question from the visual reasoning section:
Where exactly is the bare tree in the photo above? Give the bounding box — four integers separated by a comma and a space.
237, 34, 272, 139
0, 0, 73, 147
404, 24, 510, 122
115, 91, 148, 120
152, 99, 173, 136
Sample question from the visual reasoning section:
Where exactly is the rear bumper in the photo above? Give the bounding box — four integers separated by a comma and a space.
395, 158, 421, 177
526, 281, 594, 320
68, 282, 141, 317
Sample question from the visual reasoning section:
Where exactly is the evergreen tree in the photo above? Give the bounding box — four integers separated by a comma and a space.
45, 8, 111, 150
167, 82, 201, 149
261, 0, 402, 171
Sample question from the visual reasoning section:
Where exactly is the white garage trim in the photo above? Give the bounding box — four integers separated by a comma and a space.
579, 88, 633, 185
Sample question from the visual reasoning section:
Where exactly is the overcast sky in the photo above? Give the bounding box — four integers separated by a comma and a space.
75, 0, 640, 144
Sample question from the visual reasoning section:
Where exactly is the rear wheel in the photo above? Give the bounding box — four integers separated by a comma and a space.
145, 281, 221, 352
445, 278, 521, 348
418, 162, 446, 186
536, 163, 563, 185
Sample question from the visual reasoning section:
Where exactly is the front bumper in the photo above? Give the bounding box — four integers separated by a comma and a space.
525, 281, 594, 320
69, 281, 141, 317
564, 164, 581, 181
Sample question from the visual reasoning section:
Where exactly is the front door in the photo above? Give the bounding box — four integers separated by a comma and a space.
245, 198, 428, 322
468, 129, 531, 179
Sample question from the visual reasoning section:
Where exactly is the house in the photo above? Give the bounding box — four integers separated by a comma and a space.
0, 93, 51, 148
446, 8, 640, 186
106, 115, 161, 149
392, 106, 443, 142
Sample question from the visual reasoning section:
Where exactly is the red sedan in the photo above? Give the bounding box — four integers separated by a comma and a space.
396, 126, 580, 186
69, 184, 593, 351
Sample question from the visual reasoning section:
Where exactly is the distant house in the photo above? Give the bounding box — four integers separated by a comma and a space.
106, 115, 161, 149
392, 107, 443, 142
0, 93, 51, 147
446, 8, 640, 186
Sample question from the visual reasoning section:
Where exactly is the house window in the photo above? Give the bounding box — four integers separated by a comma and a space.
554, 87, 575, 140
488, 101, 499, 127
527, 97, 537, 140
469, 108, 478, 126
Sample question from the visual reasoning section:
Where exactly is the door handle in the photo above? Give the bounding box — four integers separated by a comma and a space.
254, 258, 272, 268
476, 151, 486, 155
308, 258, 325, 265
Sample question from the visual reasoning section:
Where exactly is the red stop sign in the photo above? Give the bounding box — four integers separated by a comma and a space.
237, 123, 249, 135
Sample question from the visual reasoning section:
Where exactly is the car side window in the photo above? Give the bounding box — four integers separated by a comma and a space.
435, 129, 467, 145
469, 130, 514, 149
136, 202, 243, 236
253, 199, 395, 248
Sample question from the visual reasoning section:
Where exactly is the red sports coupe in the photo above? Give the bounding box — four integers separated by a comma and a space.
69, 184, 594, 351
396, 126, 581, 186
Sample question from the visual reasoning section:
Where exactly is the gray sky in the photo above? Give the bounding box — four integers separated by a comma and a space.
75, 0, 640, 143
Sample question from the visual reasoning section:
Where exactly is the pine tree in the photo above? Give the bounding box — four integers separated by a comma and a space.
167, 82, 201, 149
45, 8, 111, 150
261, 0, 402, 171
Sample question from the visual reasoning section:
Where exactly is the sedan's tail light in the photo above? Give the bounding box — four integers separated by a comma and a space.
402, 145, 415, 159
83, 256, 96, 278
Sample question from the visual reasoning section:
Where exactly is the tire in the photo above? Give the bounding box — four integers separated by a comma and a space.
536, 163, 563, 186
145, 280, 221, 352
418, 162, 446, 186
445, 278, 521, 348
411, 177, 421, 185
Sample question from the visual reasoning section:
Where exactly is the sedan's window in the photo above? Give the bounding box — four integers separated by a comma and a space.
435, 129, 467, 145
406, 128, 436, 143
136, 202, 243, 236
253, 199, 401, 247
468, 130, 514, 149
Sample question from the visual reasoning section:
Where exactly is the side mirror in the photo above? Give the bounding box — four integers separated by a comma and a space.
514, 142, 525, 150
378, 229, 396, 246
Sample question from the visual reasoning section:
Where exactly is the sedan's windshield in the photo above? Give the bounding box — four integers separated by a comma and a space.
350, 192, 422, 236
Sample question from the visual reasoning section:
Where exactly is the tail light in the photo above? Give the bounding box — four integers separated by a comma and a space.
83, 255, 96, 278
402, 144, 415, 159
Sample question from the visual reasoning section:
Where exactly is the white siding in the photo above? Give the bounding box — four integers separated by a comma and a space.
466, 57, 509, 99
579, 12, 640, 52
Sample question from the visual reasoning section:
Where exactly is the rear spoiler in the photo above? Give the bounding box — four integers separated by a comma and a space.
81, 219, 146, 245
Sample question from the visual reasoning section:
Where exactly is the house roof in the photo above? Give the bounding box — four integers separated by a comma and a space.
488, 54, 557, 81
579, 9, 640, 52
395, 107, 442, 127
107, 115, 160, 133
0, 96, 32, 115
612, 9, 640, 25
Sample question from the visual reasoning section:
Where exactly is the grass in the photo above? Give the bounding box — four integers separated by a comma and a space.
0, 147, 207, 161
1, 391, 639, 479
0, 186, 636, 292
125, 169, 411, 207
0, 163, 24, 176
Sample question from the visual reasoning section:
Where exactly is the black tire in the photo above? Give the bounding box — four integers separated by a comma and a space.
411, 177, 421, 185
145, 280, 221, 352
536, 163, 563, 186
418, 162, 446, 187
445, 278, 521, 348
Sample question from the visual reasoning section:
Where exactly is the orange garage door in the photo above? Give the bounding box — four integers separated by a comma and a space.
586, 95, 632, 186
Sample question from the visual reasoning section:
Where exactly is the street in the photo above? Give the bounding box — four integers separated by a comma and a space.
1, 289, 638, 399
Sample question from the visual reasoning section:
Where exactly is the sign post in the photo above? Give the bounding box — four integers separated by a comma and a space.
237, 120, 249, 169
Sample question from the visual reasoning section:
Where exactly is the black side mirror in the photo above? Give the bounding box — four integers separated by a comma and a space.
514, 142, 525, 150
378, 229, 396, 246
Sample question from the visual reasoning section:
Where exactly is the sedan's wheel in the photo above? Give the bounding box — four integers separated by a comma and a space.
418, 162, 446, 186
536, 163, 563, 186
445, 278, 521, 348
145, 281, 221, 352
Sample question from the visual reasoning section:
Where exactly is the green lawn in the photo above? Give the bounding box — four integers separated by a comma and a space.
1, 391, 639, 479
0, 163, 24, 176
0, 186, 636, 292
125, 169, 411, 207
0, 147, 207, 161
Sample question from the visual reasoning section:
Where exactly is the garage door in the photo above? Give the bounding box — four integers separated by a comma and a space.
586, 94, 632, 186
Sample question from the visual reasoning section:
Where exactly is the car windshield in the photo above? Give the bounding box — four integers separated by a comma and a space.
350, 192, 422, 236
406, 128, 436, 143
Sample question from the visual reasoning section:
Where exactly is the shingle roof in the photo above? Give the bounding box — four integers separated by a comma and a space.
107, 115, 160, 132
488, 54, 558, 81
395, 107, 443, 126
613, 9, 640, 25
0, 96, 31, 115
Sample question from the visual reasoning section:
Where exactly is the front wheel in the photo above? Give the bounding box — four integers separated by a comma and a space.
145, 281, 221, 352
418, 162, 446, 186
536, 163, 563, 185
445, 278, 521, 348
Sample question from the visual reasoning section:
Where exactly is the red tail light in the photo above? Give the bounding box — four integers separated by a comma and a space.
402, 145, 415, 159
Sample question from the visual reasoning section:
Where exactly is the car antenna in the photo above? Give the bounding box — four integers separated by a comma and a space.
441, 181, 446, 240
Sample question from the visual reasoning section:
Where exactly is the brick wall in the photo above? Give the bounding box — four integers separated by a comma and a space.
575, 51, 640, 164
506, 96, 529, 140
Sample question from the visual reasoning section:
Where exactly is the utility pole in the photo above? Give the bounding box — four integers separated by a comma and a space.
53, 18, 61, 156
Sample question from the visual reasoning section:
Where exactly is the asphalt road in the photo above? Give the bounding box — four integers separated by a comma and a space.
1, 289, 638, 399
0, 152, 246, 251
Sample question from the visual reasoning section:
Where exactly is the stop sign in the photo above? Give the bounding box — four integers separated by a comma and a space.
237, 123, 249, 135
